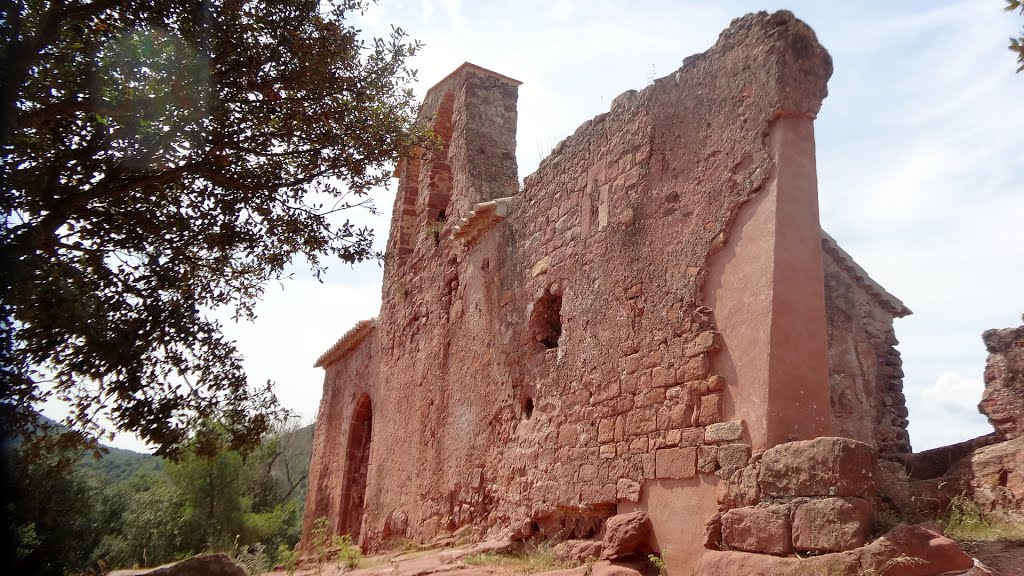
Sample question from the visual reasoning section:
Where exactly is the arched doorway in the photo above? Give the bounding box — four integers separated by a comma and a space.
339, 395, 373, 540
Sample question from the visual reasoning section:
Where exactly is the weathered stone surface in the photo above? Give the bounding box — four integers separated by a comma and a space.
705, 421, 744, 444
600, 512, 651, 560
822, 234, 912, 455
758, 437, 875, 497
589, 562, 645, 576
553, 540, 603, 563
969, 435, 1024, 515
716, 443, 751, 477
717, 465, 761, 511
720, 505, 793, 556
696, 524, 980, 576
655, 447, 696, 479
856, 524, 975, 576
979, 321, 1024, 440
694, 549, 860, 576
792, 497, 873, 553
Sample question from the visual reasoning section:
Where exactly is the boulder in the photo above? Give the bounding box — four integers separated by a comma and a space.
720, 505, 793, 556
553, 539, 604, 563
600, 511, 651, 560
590, 561, 645, 576
694, 549, 860, 576
856, 524, 974, 576
758, 437, 875, 497
792, 497, 873, 553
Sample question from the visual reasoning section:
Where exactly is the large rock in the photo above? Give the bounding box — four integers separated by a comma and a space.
857, 523, 975, 576
695, 524, 979, 576
600, 511, 650, 560
758, 437, 875, 497
693, 549, 860, 576
792, 497, 873, 553
968, 435, 1024, 516
553, 539, 604, 563
720, 505, 793, 556
979, 321, 1024, 440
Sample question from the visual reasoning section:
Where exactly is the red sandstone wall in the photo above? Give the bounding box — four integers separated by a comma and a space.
979, 320, 1024, 440
304, 11, 846, 574
822, 244, 912, 455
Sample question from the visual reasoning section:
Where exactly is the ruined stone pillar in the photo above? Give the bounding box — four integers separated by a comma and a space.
709, 115, 832, 450
448, 67, 521, 218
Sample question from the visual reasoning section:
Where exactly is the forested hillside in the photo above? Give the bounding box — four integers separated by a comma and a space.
7, 423, 316, 576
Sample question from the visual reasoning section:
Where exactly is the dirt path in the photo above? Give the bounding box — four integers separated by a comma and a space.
960, 540, 1024, 576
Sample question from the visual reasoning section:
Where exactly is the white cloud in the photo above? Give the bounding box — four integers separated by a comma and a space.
907, 372, 994, 451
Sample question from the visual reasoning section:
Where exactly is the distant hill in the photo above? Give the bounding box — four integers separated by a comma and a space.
78, 444, 162, 482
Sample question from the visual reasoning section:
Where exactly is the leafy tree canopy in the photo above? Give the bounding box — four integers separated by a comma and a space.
1009, 1, 1024, 72
0, 0, 430, 455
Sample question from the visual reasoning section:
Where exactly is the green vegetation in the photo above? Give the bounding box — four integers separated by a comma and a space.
6, 421, 315, 576
1007, 1, 1024, 72
940, 494, 1024, 542
648, 553, 666, 576
1, 0, 432, 459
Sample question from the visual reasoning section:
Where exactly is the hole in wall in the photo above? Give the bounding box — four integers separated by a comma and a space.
522, 397, 534, 420
530, 290, 562, 349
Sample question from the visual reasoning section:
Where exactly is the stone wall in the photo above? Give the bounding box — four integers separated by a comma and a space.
301, 11, 913, 575
821, 234, 912, 455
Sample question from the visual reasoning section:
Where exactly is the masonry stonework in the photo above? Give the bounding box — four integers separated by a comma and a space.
298, 11, 959, 576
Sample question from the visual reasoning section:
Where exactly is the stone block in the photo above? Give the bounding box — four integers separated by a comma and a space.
705, 420, 744, 443
717, 466, 761, 511
678, 356, 710, 381
601, 511, 651, 560
652, 366, 674, 388
706, 374, 726, 392
616, 479, 641, 502
720, 505, 793, 556
792, 497, 873, 553
697, 393, 723, 425
698, 445, 719, 473
685, 330, 721, 357
655, 447, 697, 479
758, 437, 875, 497
716, 443, 751, 476
598, 418, 616, 443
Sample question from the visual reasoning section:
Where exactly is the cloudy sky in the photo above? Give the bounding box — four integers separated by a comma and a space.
101, 0, 1023, 452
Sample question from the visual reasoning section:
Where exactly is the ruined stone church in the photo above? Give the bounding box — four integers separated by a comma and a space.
297, 11, 995, 576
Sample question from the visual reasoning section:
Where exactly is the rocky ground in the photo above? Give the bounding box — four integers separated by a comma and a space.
959, 540, 1024, 576
265, 541, 655, 576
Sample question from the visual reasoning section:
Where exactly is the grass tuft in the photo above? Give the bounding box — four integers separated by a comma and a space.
462, 543, 567, 574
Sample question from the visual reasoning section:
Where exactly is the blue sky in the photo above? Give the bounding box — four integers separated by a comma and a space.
99, 1, 1023, 452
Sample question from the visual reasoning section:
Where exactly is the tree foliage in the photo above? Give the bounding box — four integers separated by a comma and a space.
6, 422, 310, 574
0, 0, 429, 455
1008, 0, 1024, 72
